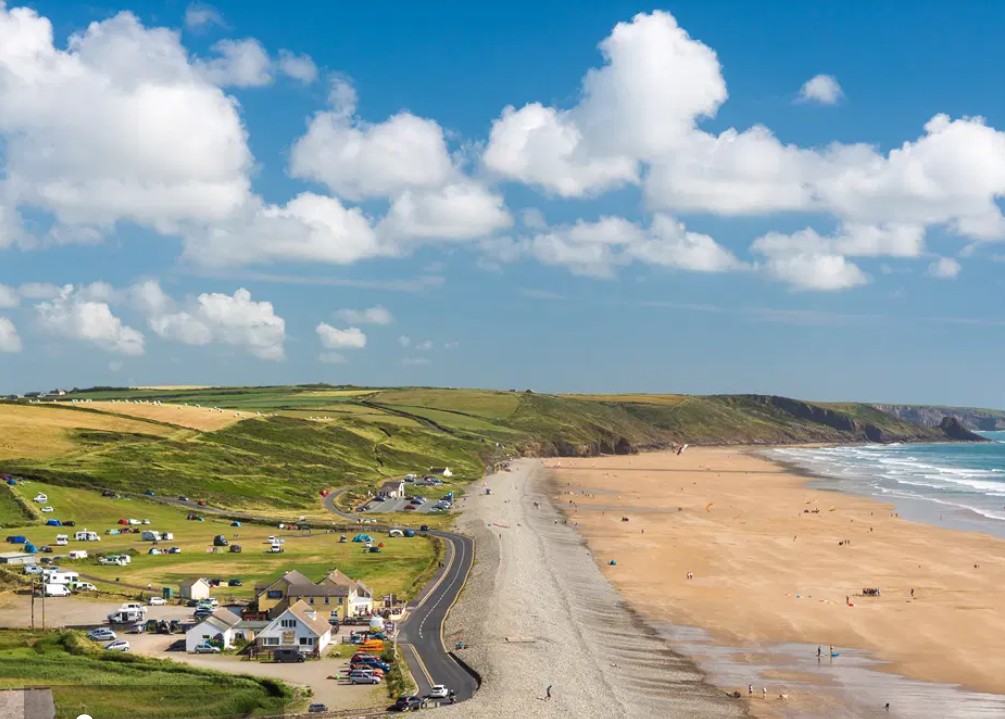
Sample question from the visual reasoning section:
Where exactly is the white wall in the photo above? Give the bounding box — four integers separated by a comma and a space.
186, 621, 233, 652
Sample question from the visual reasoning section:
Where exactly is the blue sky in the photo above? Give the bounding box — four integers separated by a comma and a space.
1, 1, 1004, 406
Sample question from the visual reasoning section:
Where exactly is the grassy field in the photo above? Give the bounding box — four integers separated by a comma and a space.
7, 481, 440, 601
0, 630, 296, 718
0, 404, 176, 460
85, 401, 254, 431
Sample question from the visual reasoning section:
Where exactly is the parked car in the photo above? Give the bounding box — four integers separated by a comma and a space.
72, 582, 97, 591
193, 609, 212, 621
87, 628, 116, 641
105, 640, 130, 652
229, 544, 242, 553
194, 643, 221, 654
40, 506, 54, 513
427, 685, 450, 699
273, 649, 306, 663
349, 671, 381, 685
167, 546, 182, 554
23, 564, 43, 575
308, 704, 329, 713
420, 525, 430, 532
208, 578, 222, 587
178, 496, 189, 502
33, 494, 47, 503
149, 597, 167, 606
101, 490, 116, 497
392, 695, 423, 711
197, 499, 206, 506
227, 578, 242, 587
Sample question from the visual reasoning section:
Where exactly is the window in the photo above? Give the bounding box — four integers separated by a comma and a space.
308, 597, 314, 605
338, 597, 344, 605
267, 590, 283, 599
299, 637, 313, 646
280, 619, 297, 628
323, 597, 329, 605
263, 637, 279, 646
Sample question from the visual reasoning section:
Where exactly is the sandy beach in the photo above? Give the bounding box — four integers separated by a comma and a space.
444, 459, 744, 718
547, 448, 1005, 713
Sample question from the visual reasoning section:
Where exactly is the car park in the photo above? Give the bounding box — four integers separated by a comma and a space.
87, 628, 116, 641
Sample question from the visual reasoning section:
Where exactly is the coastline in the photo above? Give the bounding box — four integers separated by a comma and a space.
442, 459, 745, 718
546, 447, 1005, 714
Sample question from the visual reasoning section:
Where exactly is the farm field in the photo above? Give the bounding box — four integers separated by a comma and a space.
0, 404, 175, 461
0, 630, 295, 718
6, 481, 441, 602
85, 401, 254, 431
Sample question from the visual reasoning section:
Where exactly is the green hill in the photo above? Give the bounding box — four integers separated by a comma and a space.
0, 386, 976, 510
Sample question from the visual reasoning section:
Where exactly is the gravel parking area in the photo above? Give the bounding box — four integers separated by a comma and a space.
0, 595, 191, 628
439, 459, 745, 718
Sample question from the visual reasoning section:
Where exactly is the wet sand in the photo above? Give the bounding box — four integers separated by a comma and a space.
548, 448, 1005, 714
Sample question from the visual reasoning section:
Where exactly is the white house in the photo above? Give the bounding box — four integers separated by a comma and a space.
256, 600, 332, 655
377, 480, 405, 499
185, 608, 242, 652
179, 577, 212, 601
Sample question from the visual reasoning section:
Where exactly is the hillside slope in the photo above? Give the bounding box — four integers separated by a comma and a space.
874, 404, 1005, 431
0, 387, 982, 510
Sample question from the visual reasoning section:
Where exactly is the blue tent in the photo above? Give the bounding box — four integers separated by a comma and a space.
23, 542, 38, 554
230, 521, 241, 527
6, 535, 27, 544
352, 534, 372, 543
45, 519, 61, 527
5, 478, 15, 486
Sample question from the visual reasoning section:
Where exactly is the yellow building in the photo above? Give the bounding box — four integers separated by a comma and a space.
255, 569, 373, 620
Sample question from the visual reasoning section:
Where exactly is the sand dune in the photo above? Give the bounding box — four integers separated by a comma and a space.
549, 448, 1005, 702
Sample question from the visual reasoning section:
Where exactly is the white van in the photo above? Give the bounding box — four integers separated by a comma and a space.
45, 571, 79, 585
55, 534, 69, 546
68, 550, 88, 560
44, 584, 71, 597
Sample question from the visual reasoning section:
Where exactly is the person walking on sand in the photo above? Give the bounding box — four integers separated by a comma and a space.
748, 684, 753, 697
817, 646, 822, 660
546, 685, 552, 700
762, 687, 767, 699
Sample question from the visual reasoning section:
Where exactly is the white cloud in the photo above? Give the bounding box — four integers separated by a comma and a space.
334, 306, 393, 325
129, 279, 175, 316
402, 356, 430, 366
752, 230, 868, 291
150, 287, 286, 360
487, 214, 740, 279
521, 208, 547, 230
35, 287, 144, 355
290, 86, 455, 201
277, 50, 317, 84
0, 317, 21, 352
398, 335, 411, 348
483, 11, 725, 196
183, 193, 382, 266
415, 340, 433, 351
0, 284, 18, 308
377, 183, 511, 242
799, 74, 843, 105
184, 3, 224, 31
196, 38, 272, 88
316, 323, 366, 350
927, 257, 961, 279
17, 283, 64, 300
319, 352, 347, 364
0, 7, 252, 239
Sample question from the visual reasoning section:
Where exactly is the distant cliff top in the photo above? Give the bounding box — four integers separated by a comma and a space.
874, 404, 1005, 432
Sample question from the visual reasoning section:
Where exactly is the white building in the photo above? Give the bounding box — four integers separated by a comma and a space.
186, 608, 242, 652
256, 600, 332, 655
377, 480, 405, 498
179, 577, 212, 601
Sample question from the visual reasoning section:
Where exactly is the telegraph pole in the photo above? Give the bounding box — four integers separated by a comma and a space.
30, 577, 35, 630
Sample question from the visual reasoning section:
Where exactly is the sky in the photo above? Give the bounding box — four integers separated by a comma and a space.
1, 1, 1004, 406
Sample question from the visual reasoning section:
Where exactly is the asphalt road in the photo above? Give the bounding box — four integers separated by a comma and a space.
324, 487, 479, 703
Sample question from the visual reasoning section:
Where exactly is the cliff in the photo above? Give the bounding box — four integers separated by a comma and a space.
874, 404, 1005, 432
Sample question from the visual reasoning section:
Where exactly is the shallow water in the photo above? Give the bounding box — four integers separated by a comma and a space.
655, 623, 1005, 718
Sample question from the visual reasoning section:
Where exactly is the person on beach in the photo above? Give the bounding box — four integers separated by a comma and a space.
817, 646, 822, 659
748, 684, 753, 697
762, 687, 767, 699
910, 588, 915, 598
546, 685, 552, 700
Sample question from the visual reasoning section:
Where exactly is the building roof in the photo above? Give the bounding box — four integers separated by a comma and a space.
379, 479, 403, 491
178, 577, 210, 588
285, 599, 332, 637
199, 608, 242, 632
0, 552, 34, 559
285, 582, 350, 597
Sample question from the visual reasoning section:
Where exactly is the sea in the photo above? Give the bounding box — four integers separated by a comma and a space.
771, 431, 1005, 539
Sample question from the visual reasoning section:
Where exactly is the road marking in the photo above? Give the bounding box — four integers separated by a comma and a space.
414, 533, 456, 617
402, 642, 434, 687
438, 536, 474, 653
417, 535, 468, 644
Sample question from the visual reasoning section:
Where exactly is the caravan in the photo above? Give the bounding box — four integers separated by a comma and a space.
55, 534, 69, 546
67, 550, 88, 560
43, 584, 71, 597
44, 570, 79, 585
74, 530, 100, 542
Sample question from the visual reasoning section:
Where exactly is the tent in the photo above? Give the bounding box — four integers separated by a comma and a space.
23, 542, 38, 554
5, 478, 15, 486
6, 535, 27, 544
352, 534, 372, 543
230, 521, 241, 527
45, 519, 61, 527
